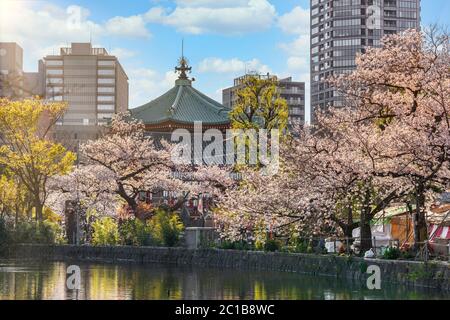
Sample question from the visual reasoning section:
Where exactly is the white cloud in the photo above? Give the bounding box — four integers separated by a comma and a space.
145, 0, 277, 35
278, 6, 310, 35
198, 57, 271, 74
105, 15, 151, 38
175, 0, 250, 8
279, 35, 309, 57
0, 1, 149, 70
279, 34, 310, 75
287, 56, 308, 72
128, 68, 178, 108
110, 48, 138, 60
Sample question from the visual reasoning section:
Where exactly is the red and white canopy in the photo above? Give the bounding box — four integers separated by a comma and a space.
429, 225, 450, 241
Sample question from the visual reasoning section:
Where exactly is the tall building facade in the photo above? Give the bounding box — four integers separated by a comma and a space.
310, 0, 421, 122
223, 73, 306, 126
0, 42, 24, 98
0, 42, 44, 99
43, 43, 129, 149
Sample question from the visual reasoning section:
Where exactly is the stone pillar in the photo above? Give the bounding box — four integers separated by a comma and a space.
184, 227, 216, 249
64, 200, 77, 245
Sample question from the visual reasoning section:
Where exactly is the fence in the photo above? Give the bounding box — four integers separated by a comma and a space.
323, 237, 449, 262
230, 235, 450, 262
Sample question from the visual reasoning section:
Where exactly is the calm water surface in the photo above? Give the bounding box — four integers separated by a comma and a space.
0, 260, 448, 300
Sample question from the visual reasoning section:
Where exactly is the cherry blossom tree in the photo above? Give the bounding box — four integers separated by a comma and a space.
216, 29, 450, 253
216, 107, 407, 253
50, 113, 233, 221
332, 28, 450, 248
78, 113, 178, 219
298, 108, 409, 252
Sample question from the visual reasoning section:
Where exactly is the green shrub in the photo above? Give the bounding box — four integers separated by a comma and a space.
264, 239, 281, 252
382, 247, 401, 260
284, 240, 309, 253
148, 210, 184, 247
119, 218, 153, 246
218, 240, 235, 249
35, 221, 55, 244
399, 248, 415, 260
92, 217, 119, 246
12, 222, 34, 243
0, 218, 64, 245
13, 221, 57, 244
218, 240, 254, 250
0, 218, 11, 246
38, 220, 65, 244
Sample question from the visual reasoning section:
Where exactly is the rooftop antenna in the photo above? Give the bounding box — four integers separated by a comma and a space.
182, 38, 184, 59
175, 38, 192, 80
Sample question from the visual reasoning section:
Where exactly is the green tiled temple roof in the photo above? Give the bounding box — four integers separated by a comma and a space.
130, 79, 230, 126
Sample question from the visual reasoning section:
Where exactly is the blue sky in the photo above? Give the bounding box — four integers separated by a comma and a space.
0, 0, 448, 122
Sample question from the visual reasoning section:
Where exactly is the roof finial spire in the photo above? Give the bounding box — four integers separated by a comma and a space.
175, 39, 192, 80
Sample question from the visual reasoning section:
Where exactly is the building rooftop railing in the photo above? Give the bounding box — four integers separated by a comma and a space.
60, 47, 109, 56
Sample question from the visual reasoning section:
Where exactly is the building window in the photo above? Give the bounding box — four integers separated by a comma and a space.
98, 113, 113, 120
51, 95, 63, 101
47, 78, 63, 84
291, 107, 301, 115
98, 104, 115, 111
98, 69, 115, 76
98, 78, 115, 84
46, 60, 63, 66
46, 69, 63, 75
97, 87, 115, 93
98, 95, 114, 102
98, 60, 115, 66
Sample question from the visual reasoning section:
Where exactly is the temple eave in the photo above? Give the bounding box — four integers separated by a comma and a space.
144, 120, 230, 132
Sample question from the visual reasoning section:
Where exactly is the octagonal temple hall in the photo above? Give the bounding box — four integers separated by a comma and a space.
129, 56, 231, 228
130, 56, 230, 133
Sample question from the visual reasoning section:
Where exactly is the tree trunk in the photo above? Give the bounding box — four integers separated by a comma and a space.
344, 206, 356, 242
413, 182, 428, 251
14, 203, 19, 227
34, 200, 43, 223
342, 224, 354, 239
359, 187, 373, 255
117, 184, 139, 218
359, 210, 373, 255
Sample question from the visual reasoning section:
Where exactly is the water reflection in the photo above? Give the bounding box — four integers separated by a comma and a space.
0, 260, 448, 300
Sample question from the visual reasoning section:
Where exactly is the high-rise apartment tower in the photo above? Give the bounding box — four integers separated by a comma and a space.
310, 0, 421, 122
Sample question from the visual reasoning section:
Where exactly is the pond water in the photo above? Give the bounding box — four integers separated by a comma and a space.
0, 260, 448, 300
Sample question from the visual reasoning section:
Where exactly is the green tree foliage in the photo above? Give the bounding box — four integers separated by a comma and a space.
0, 98, 76, 221
0, 218, 65, 245
229, 75, 288, 131
92, 217, 120, 246
0, 218, 11, 247
148, 210, 184, 247
119, 218, 153, 246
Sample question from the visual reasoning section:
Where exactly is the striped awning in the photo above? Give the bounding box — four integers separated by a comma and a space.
429, 225, 450, 241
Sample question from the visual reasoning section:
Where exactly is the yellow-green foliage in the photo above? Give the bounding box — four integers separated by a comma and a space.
148, 210, 184, 247
229, 75, 289, 131
0, 98, 76, 220
92, 217, 120, 246
119, 218, 153, 246
253, 220, 268, 250
0, 175, 17, 216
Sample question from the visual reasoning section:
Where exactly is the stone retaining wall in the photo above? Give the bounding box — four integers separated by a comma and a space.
2, 244, 449, 292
